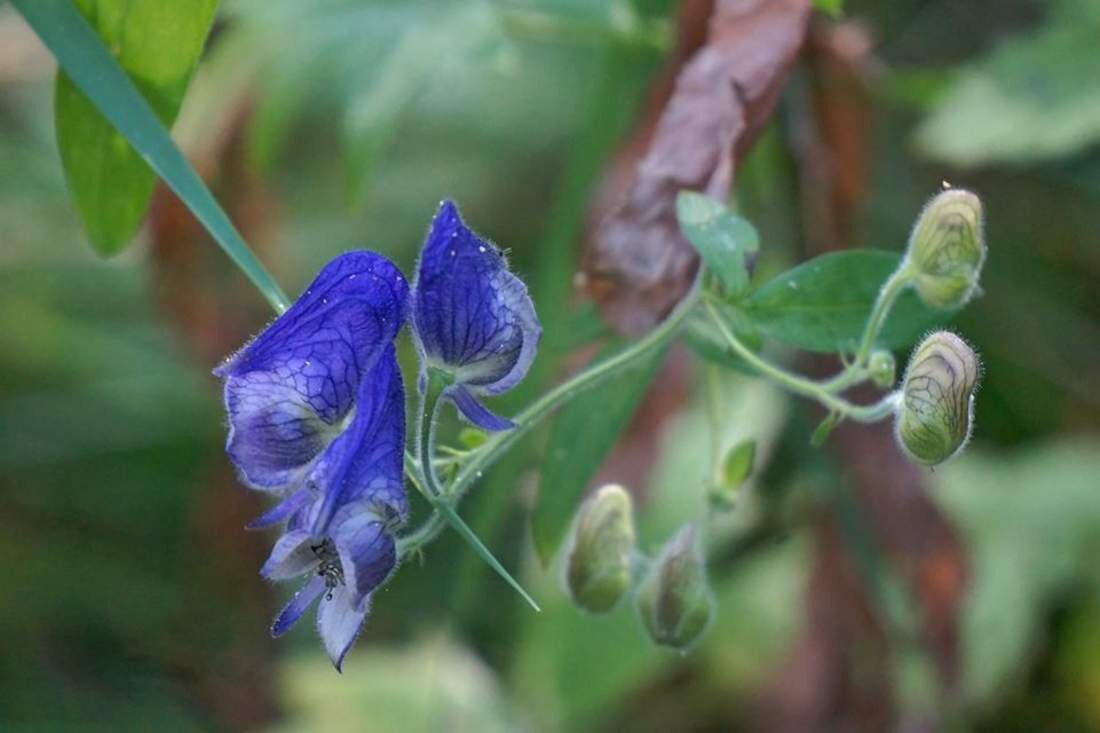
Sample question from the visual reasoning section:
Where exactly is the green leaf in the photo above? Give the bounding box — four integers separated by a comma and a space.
533, 344, 666, 565
810, 411, 841, 447
743, 250, 949, 353
54, 0, 217, 255
721, 440, 756, 490
676, 191, 759, 297
14, 0, 290, 312
914, 0, 1100, 166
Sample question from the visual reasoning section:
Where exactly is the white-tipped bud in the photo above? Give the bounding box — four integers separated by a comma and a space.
895, 331, 981, 466
905, 189, 985, 309
564, 484, 636, 613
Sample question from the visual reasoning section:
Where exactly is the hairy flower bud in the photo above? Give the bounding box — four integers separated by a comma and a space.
904, 188, 985, 309
895, 331, 980, 466
564, 485, 636, 613
868, 350, 896, 389
636, 525, 714, 649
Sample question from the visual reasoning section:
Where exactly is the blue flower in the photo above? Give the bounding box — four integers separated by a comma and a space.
214, 252, 408, 668
411, 200, 541, 430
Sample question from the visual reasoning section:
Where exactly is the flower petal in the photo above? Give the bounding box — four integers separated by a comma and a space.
316, 583, 371, 672
246, 488, 313, 530
448, 385, 514, 432
330, 504, 397, 607
216, 252, 408, 491
412, 200, 541, 394
260, 529, 317, 580
306, 347, 407, 534
271, 575, 326, 637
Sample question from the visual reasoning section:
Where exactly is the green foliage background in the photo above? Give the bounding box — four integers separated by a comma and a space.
1, 0, 1099, 730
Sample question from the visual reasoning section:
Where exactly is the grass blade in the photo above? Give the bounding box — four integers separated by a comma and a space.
13, 0, 290, 313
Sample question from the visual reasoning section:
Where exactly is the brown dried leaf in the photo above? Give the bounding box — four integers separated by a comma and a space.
585, 0, 812, 334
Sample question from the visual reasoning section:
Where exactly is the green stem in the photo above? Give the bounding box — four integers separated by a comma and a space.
854, 267, 913, 365
703, 299, 899, 423
416, 370, 450, 498
398, 281, 702, 555
407, 371, 541, 611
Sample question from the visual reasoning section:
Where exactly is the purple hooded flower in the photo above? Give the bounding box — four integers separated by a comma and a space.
411, 200, 541, 430
214, 251, 408, 669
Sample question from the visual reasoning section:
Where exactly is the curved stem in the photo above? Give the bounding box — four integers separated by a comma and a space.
415, 370, 449, 498
854, 267, 913, 365
398, 281, 702, 555
702, 298, 899, 423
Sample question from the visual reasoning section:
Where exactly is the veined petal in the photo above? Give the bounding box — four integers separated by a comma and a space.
448, 385, 514, 432
316, 583, 371, 672
260, 529, 317, 580
330, 504, 397, 608
306, 347, 407, 533
411, 200, 541, 396
216, 252, 408, 492
272, 575, 326, 637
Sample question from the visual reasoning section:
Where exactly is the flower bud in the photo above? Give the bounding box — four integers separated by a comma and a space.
895, 331, 980, 466
636, 525, 714, 649
868, 350, 896, 389
904, 188, 985, 309
564, 485, 636, 613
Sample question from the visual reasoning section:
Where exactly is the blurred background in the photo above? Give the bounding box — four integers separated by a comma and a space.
2, 0, 1099, 730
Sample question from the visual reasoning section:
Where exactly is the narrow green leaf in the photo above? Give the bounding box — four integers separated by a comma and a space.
676, 191, 759, 297
743, 250, 950, 353
810, 411, 842, 447
54, 0, 217, 256
429, 496, 540, 612
533, 344, 666, 565
14, 0, 290, 313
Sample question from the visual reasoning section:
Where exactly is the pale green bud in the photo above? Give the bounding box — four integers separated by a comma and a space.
868, 350, 896, 389
895, 331, 980, 466
564, 484, 636, 613
905, 188, 985, 309
636, 525, 714, 649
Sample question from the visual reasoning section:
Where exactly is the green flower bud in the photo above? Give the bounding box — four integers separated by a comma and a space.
868, 350, 896, 389
895, 331, 980, 466
564, 484, 636, 613
636, 525, 714, 649
904, 188, 985, 309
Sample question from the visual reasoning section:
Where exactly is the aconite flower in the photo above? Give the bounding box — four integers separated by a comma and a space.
214, 252, 408, 668
410, 200, 541, 431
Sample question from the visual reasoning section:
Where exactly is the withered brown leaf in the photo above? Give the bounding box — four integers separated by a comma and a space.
585, 0, 812, 334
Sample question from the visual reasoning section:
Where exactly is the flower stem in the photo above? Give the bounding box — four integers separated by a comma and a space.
854, 266, 913, 365
398, 281, 702, 555
702, 298, 899, 423
406, 369, 541, 612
